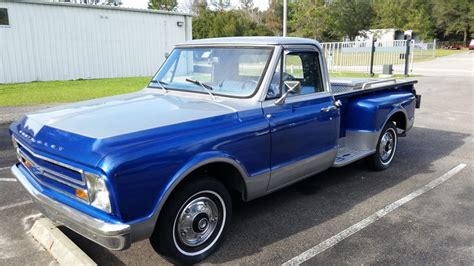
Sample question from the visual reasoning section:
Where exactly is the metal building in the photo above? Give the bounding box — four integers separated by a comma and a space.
0, 1, 192, 84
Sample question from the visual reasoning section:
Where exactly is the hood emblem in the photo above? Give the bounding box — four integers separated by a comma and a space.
31, 165, 44, 175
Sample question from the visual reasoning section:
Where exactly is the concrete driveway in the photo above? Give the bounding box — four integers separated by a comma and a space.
412, 51, 474, 77
0, 53, 472, 265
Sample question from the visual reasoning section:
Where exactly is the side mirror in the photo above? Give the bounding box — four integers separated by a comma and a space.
275, 81, 301, 105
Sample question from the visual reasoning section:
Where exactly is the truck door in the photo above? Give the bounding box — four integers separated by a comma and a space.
263, 46, 340, 191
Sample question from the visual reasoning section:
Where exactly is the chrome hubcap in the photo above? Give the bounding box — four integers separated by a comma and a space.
176, 196, 219, 247
379, 129, 395, 161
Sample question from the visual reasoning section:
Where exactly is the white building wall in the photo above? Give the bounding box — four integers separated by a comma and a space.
0, 1, 192, 83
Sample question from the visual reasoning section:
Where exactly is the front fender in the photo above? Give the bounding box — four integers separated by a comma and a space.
129, 151, 249, 242
156, 151, 249, 212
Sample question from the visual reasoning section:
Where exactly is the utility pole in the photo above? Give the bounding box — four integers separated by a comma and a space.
283, 0, 287, 37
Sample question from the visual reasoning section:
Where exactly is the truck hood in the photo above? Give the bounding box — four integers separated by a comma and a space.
10, 91, 238, 167
25, 90, 237, 139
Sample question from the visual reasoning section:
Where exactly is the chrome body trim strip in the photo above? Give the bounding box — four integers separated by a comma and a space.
17, 152, 89, 204
18, 148, 86, 187
11, 164, 131, 250
267, 148, 338, 191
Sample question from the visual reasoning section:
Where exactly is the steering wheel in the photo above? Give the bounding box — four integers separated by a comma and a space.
241, 79, 259, 91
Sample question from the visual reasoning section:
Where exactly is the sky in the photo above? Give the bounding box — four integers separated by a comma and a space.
121, 0, 269, 11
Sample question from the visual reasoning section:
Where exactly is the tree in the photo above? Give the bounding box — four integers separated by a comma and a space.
64, 0, 122, 5
404, 1, 435, 41
211, 0, 231, 11
328, 0, 374, 40
240, 0, 254, 11
372, 0, 408, 29
148, 0, 178, 11
103, 0, 122, 6
432, 0, 472, 45
192, 6, 272, 39
263, 0, 285, 36
289, 0, 332, 40
372, 0, 436, 41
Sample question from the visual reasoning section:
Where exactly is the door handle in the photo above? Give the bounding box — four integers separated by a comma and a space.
321, 105, 337, 112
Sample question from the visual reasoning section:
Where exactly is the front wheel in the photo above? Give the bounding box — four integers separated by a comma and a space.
368, 122, 398, 170
150, 177, 232, 264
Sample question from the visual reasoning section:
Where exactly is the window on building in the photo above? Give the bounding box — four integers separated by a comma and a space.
0, 8, 9, 26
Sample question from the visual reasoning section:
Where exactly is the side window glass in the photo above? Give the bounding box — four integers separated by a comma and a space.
267, 51, 324, 100
285, 52, 324, 96
266, 51, 324, 100
285, 55, 304, 79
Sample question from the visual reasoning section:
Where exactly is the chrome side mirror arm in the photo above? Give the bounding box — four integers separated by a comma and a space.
275, 81, 301, 105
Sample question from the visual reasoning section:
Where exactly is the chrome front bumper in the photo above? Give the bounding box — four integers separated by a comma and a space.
11, 164, 131, 250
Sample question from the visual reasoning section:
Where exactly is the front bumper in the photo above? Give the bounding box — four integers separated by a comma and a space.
11, 164, 131, 250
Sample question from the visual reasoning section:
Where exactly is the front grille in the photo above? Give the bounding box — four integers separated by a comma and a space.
13, 137, 88, 202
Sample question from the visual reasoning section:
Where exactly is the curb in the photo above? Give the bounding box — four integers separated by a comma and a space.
31, 218, 96, 266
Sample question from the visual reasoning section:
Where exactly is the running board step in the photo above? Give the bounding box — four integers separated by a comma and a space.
333, 147, 375, 167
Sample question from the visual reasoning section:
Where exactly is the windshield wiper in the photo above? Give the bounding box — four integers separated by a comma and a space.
150, 80, 168, 93
185, 78, 216, 100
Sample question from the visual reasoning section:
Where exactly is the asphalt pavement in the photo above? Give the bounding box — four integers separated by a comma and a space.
0, 52, 472, 265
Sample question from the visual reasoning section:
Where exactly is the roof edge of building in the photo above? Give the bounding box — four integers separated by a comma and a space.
1, 0, 194, 17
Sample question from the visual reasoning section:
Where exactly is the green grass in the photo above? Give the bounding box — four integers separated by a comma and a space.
411, 48, 468, 62
434, 48, 468, 58
0, 77, 151, 106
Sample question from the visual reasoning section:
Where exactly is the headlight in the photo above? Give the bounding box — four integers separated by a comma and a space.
84, 172, 111, 213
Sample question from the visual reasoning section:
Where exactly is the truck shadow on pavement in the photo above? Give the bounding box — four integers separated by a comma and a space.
207, 126, 469, 263
1, 123, 468, 265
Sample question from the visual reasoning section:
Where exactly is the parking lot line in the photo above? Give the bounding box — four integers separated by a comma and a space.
0, 166, 11, 171
0, 178, 17, 182
0, 200, 33, 212
282, 163, 467, 266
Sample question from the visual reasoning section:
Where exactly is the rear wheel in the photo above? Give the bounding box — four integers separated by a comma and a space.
150, 176, 232, 264
368, 122, 398, 170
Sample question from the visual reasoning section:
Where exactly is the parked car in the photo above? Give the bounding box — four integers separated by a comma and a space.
10, 37, 421, 264
443, 44, 464, 50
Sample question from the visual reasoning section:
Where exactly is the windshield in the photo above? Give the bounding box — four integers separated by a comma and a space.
150, 47, 274, 97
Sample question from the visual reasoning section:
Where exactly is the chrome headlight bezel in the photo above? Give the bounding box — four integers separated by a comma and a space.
11, 135, 18, 150
84, 172, 112, 213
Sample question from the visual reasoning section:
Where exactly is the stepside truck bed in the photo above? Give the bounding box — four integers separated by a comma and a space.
330, 78, 419, 167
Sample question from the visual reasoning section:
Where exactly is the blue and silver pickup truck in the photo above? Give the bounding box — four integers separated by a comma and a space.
10, 37, 420, 264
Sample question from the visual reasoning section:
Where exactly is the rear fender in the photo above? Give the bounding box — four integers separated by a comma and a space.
345, 91, 414, 132
342, 91, 414, 151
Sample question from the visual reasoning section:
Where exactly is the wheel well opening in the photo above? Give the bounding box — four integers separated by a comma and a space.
181, 162, 246, 200
389, 112, 407, 130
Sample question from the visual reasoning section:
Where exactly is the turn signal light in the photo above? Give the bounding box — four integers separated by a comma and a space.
22, 157, 33, 169
75, 189, 88, 201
